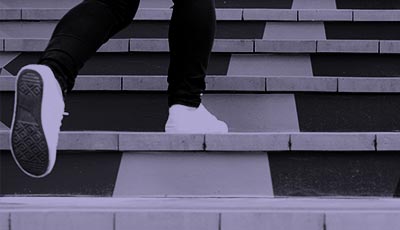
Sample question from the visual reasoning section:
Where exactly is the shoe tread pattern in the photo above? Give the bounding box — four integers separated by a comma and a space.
11, 71, 49, 176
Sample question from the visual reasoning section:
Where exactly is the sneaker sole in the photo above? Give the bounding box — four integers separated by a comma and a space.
11, 69, 49, 177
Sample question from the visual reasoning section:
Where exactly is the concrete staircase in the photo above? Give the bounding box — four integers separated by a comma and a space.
2, 0, 400, 229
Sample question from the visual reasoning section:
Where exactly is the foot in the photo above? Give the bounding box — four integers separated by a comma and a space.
10, 64, 65, 178
165, 104, 228, 133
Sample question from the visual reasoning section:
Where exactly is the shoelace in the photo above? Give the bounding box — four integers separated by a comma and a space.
57, 111, 69, 130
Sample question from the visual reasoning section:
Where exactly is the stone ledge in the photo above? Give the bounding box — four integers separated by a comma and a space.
119, 133, 204, 151
267, 77, 337, 92
4, 75, 400, 93
353, 10, 400, 21
58, 132, 119, 150
243, 9, 297, 21
6, 39, 400, 54
130, 39, 169, 52
380, 41, 400, 54
298, 10, 352, 21
130, 39, 253, 52
3, 197, 400, 211
0, 9, 21, 20
22, 9, 68, 20
4, 39, 48, 52
255, 40, 316, 53
338, 78, 400, 93
116, 212, 219, 230
377, 133, 400, 151
216, 9, 243, 21
205, 133, 290, 151
3, 131, 400, 151
213, 39, 254, 52
291, 133, 376, 151
11, 212, 113, 230
135, 8, 172, 20
9, 9, 400, 22
317, 40, 379, 53
123, 76, 167, 91
74, 76, 122, 91
131, 8, 243, 21
18, 8, 242, 21
206, 76, 266, 91
326, 213, 400, 230
0, 76, 266, 92
222, 213, 324, 230
98, 39, 129, 52
3, 39, 129, 52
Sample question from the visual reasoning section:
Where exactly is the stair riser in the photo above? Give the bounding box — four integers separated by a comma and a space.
3, 53, 400, 77
2, 92, 400, 132
4, 22, 400, 41
2, 150, 400, 197
2, 0, 400, 10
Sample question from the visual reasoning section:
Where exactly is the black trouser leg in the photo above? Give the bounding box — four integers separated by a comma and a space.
38, 0, 140, 95
167, 0, 216, 107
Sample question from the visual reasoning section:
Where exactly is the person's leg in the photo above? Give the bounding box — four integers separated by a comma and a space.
39, 0, 140, 96
11, 0, 140, 178
165, 0, 228, 133
167, 0, 216, 108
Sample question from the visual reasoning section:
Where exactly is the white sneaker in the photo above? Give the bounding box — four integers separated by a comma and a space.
10, 64, 65, 178
165, 103, 228, 133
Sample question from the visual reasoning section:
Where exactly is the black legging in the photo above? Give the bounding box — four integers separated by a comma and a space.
38, 0, 216, 107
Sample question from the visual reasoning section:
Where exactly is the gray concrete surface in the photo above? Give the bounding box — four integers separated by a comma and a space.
119, 133, 204, 151
292, 0, 336, 9
113, 152, 274, 197
299, 10, 352, 21
205, 133, 289, 151
116, 212, 219, 230
2, 197, 400, 211
326, 213, 400, 230
222, 213, 324, 230
202, 94, 300, 132
264, 22, 326, 40
338, 78, 400, 93
243, 9, 297, 21
267, 76, 337, 92
11, 212, 113, 230
291, 133, 376, 151
227, 54, 313, 76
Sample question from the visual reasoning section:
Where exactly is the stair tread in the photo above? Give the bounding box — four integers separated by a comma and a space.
1, 197, 400, 211
3, 8, 400, 21
3, 75, 400, 93
1, 131, 400, 151
2, 38, 400, 54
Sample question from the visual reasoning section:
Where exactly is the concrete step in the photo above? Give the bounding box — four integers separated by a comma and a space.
1, 197, 400, 230
2, 75, 398, 93
3, 75, 400, 93
1, 75, 399, 93
4, 8, 400, 22
2, 0, 399, 10
2, 53, 400, 78
1, 131, 396, 151
0, 0, 297, 10
2, 38, 399, 54
2, 21, 400, 42
2, 148, 400, 197
3, 92, 400, 132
